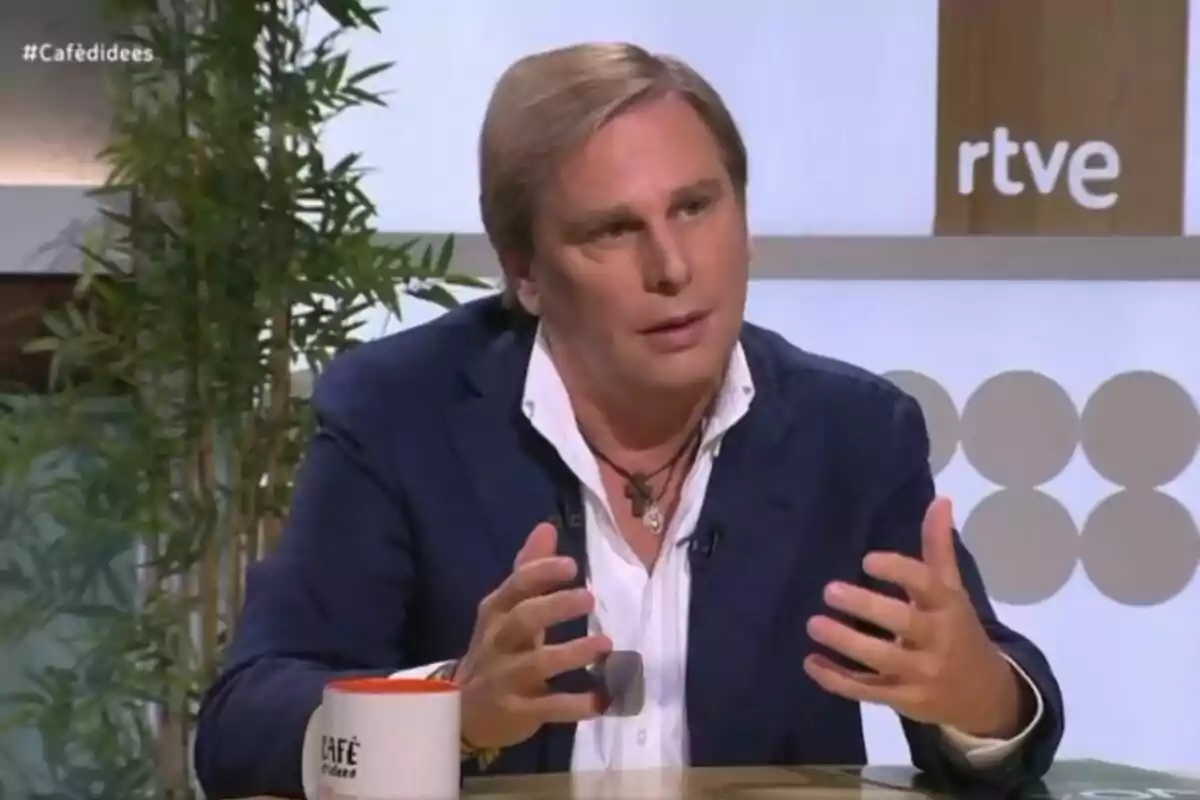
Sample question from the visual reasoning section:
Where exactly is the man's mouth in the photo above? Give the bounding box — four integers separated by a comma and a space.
640, 310, 709, 335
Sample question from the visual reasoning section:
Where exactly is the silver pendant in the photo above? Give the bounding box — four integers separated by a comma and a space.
642, 503, 665, 534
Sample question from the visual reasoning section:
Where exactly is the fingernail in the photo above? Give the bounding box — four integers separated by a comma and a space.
825, 582, 846, 602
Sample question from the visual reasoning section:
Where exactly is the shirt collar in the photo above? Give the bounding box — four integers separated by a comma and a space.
521, 323, 755, 451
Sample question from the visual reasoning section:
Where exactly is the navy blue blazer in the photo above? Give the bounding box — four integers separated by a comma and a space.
194, 296, 1064, 799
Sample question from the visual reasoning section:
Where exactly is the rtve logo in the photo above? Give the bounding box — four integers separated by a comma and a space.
956, 126, 1121, 211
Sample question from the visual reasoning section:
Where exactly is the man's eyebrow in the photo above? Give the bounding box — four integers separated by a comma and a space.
673, 177, 725, 201
565, 205, 635, 234
567, 178, 727, 231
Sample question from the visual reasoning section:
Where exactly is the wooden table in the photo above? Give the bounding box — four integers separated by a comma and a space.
256, 766, 921, 799
462, 765, 921, 798
254, 761, 1200, 798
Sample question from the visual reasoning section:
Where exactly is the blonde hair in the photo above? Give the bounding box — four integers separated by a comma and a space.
478, 42, 749, 306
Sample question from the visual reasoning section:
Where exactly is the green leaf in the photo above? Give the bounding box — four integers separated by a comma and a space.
345, 62, 392, 88
339, 85, 387, 107
20, 337, 59, 355
315, 0, 380, 30
435, 235, 455, 274
1, 690, 48, 708
0, 568, 32, 590
410, 284, 459, 310
442, 273, 493, 290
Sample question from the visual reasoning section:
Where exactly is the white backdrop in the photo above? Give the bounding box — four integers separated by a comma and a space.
318, 0, 939, 235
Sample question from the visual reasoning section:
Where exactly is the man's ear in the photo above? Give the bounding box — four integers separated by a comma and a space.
515, 279, 541, 316
499, 251, 541, 316
744, 213, 755, 267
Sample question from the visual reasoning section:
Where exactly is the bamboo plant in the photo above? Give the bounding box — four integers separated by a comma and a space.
0, 0, 479, 797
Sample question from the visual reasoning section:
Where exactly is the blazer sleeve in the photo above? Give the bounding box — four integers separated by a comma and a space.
193, 366, 417, 799
865, 392, 1065, 787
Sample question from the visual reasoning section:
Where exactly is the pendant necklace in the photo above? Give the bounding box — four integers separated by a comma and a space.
581, 422, 704, 535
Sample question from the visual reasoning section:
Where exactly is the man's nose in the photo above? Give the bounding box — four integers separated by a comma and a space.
640, 227, 692, 295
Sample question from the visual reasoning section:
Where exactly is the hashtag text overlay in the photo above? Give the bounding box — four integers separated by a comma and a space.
22, 43, 155, 65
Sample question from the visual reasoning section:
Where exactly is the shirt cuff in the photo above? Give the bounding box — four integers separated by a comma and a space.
301, 662, 455, 799
391, 660, 455, 680
937, 653, 1045, 769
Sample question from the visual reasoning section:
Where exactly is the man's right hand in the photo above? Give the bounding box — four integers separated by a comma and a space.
454, 521, 613, 750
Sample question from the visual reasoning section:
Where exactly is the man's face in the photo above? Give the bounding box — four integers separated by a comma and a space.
520, 93, 750, 395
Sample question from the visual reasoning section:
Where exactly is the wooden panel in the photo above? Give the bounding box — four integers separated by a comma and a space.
935, 0, 1189, 235
0, 274, 76, 393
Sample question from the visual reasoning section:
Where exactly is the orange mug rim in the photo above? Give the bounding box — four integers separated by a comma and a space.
326, 676, 458, 695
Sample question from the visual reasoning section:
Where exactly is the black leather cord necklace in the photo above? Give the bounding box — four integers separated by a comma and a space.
581, 422, 704, 534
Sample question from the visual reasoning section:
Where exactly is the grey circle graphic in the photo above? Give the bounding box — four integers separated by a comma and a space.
1080, 489, 1200, 606
1080, 371, 1200, 489
961, 371, 1080, 488
882, 370, 960, 476
960, 489, 1080, 605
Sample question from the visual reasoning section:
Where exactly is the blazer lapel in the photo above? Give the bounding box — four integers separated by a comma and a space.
445, 322, 560, 567
443, 317, 585, 772
685, 331, 831, 765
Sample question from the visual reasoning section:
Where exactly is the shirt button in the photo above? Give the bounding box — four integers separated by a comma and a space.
637, 729, 647, 746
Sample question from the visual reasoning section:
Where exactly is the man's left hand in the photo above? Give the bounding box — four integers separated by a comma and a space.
804, 497, 1024, 738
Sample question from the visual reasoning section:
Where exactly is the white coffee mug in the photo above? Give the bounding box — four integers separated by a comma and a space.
304, 676, 461, 800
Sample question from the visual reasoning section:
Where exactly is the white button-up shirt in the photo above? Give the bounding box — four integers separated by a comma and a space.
521, 326, 755, 771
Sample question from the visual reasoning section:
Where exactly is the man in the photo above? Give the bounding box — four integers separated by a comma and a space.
194, 42, 1064, 799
